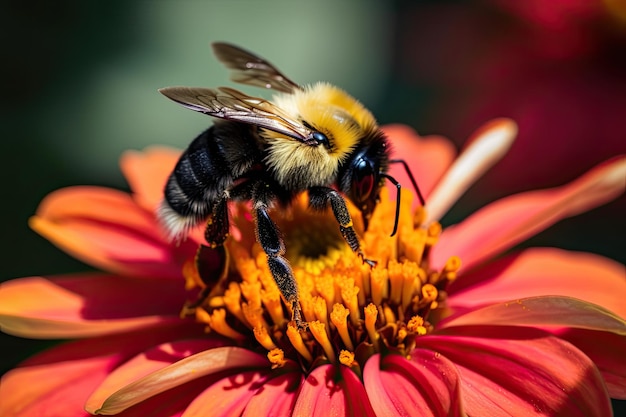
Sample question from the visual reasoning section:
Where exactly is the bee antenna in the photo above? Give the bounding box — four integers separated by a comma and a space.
389, 159, 425, 206
381, 173, 401, 237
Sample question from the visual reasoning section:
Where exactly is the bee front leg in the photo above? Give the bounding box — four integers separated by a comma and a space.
309, 187, 377, 268
254, 203, 305, 329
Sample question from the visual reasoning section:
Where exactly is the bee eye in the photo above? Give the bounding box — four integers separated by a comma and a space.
312, 131, 330, 148
352, 158, 374, 202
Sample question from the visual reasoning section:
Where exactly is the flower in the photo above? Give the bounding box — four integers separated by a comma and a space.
1, 119, 625, 416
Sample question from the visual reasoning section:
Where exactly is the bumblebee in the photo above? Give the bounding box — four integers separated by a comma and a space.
158, 43, 423, 328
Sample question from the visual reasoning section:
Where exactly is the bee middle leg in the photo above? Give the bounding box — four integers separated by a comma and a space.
308, 186, 376, 268
254, 202, 305, 329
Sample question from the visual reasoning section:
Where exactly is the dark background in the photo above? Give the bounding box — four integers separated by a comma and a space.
1, 0, 624, 413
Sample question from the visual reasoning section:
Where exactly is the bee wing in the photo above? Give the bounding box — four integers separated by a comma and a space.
211, 42, 301, 94
159, 86, 314, 142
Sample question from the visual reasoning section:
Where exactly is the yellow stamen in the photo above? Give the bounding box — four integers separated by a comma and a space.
309, 320, 335, 362
443, 256, 462, 282
315, 272, 335, 311
254, 325, 277, 351
242, 302, 269, 331
209, 309, 246, 341
370, 268, 388, 306
261, 285, 286, 326
267, 348, 287, 368
330, 303, 354, 351
421, 283, 438, 305
286, 324, 313, 362
339, 350, 356, 367
407, 315, 428, 335
223, 282, 249, 327
240, 281, 262, 308
364, 303, 379, 350
313, 296, 329, 326
403, 228, 427, 264
341, 283, 361, 327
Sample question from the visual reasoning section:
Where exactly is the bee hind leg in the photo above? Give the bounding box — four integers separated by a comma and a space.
181, 198, 231, 316
309, 186, 377, 268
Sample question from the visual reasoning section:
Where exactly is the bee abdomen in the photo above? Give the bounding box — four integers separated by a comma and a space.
159, 127, 233, 239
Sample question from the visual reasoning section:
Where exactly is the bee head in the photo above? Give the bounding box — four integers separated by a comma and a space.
339, 132, 390, 232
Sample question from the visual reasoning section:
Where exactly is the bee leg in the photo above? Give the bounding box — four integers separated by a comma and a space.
309, 187, 377, 268
182, 198, 231, 315
255, 203, 306, 329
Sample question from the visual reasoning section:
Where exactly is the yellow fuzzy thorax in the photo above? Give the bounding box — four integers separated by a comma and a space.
272, 82, 378, 159
262, 83, 380, 189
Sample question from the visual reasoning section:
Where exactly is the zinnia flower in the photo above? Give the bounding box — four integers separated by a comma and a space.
1, 118, 624, 416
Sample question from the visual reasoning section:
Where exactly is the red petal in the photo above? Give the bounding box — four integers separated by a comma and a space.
242, 370, 303, 416
383, 124, 456, 203
181, 371, 270, 417
0, 274, 189, 338
556, 328, 626, 399
419, 328, 612, 416
85, 339, 227, 413
0, 324, 200, 417
91, 347, 268, 415
119, 146, 182, 213
431, 156, 626, 271
31, 186, 197, 278
440, 296, 625, 335
447, 248, 626, 318
292, 364, 376, 417
363, 352, 464, 416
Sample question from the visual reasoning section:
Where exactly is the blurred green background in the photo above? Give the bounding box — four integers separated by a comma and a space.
1, 0, 625, 411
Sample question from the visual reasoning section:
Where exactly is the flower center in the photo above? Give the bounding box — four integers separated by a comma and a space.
184, 189, 460, 373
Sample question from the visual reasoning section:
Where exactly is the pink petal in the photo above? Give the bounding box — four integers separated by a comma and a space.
85, 339, 227, 414
557, 328, 626, 399
0, 324, 200, 417
431, 156, 626, 271
91, 347, 268, 415
419, 328, 612, 417
439, 296, 625, 334
292, 364, 377, 417
119, 146, 182, 213
181, 370, 270, 417
383, 124, 457, 203
447, 248, 626, 318
31, 186, 197, 278
0, 274, 189, 338
363, 352, 464, 416
241, 368, 303, 416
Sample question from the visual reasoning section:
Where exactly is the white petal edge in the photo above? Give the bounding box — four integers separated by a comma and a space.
424, 119, 518, 225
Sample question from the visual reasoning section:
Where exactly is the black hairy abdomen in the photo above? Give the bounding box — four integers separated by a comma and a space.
164, 121, 261, 218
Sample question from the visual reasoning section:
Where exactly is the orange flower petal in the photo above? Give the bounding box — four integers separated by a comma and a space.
84, 339, 228, 414
291, 364, 377, 417
383, 124, 456, 204
119, 146, 182, 212
90, 347, 267, 415
431, 156, 626, 271
0, 274, 187, 338
30, 186, 196, 278
440, 296, 625, 334
0, 324, 200, 417
448, 248, 626, 318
